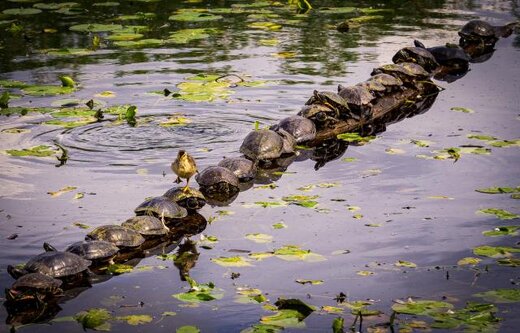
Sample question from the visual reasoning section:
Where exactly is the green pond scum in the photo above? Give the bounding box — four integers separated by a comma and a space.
1, 0, 520, 332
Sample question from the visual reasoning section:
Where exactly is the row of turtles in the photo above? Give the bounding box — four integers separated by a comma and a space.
4, 19, 517, 310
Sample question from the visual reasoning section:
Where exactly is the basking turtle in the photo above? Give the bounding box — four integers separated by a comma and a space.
163, 186, 207, 210
86, 225, 145, 248
305, 90, 351, 119
6, 273, 63, 303
276, 128, 296, 155
337, 85, 376, 120
297, 104, 340, 128
270, 115, 316, 143
122, 216, 170, 237
392, 46, 439, 73
239, 129, 288, 161
195, 166, 240, 195
458, 20, 516, 46
371, 62, 430, 85
356, 80, 387, 98
217, 157, 257, 182
65, 240, 119, 262
134, 196, 188, 223
414, 40, 470, 69
7, 251, 91, 279
368, 73, 403, 92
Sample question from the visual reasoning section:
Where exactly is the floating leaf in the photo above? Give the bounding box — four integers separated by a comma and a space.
161, 311, 176, 317
169, 11, 223, 22
70, 23, 123, 33
176, 326, 200, 333
322, 306, 343, 314
211, 256, 252, 267
47, 186, 77, 197
74, 308, 112, 331
1, 127, 30, 134
3, 8, 42, 15
95, 91, 116, 98
249, 252, 275, 261
478, 208, 519, 220
258, 38, 279, 46
172, 280, 224, 303
473, 245, 520, 258
450, 106, 474, 113
59, 75, 76, 88
241, 324, 283, 333
385, 148, 405, 154
476, 186, 520, 194
511, 194, 520, 199
245, 233, 273, 243
6, 145, 55, 157
395, 260, 417, 268
483, 226, 519, 237
274, 245, 326, 262
73, 222, 90, 229
341, 157, 357, 162
467, 134, 497, 141
249, 21, 282, 31
254, 201, 287, 208
392, 299, 453, 316
106, 263, 134, 274
235, 287, 267, 304
295, 279, 323, 285
107, 33, 144, 41
427, 195, 453, 200
474, 289, 520, 303
260, 309, 305, 328
282, 194, 319, 208
168, 28, 217, 44
356, 270, 374, 276
337, 132, 375, 143
332, 317, 344, 333
113, 39, 163, 48
22, 85, 75, 96
272, 222, 287, 229
159, 116, 191, 127
488, 139, 520, 147
410, 139, 432, 147
497, 258, 520, 267
116, 315, 152, 326
457, 257, 481, 266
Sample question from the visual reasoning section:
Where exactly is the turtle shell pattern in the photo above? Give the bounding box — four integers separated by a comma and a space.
271, 115, 316, 143
86, 225, 145, 248
163, 186, 207, 210
217, 157, 257, 181
240, 129, 285, 161
134, 196, 188, 219
122, 215, 169, 236
24, 251, 91, 278
65, 240, 119, 261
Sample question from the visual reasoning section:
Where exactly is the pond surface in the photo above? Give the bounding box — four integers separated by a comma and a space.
1, 0, 519, 332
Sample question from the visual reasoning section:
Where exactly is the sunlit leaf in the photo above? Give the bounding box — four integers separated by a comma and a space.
72, 222, 90, 229
478, 208, 519, 220
254, 201, 287, 208
450, 106, 474, 113
395, 260, 417, 268
115, 315, 152, 325
356, 270, 374, 276
476, 186, 520, 194
322, 306, 343, 314
467, 134, 497, 141
159, 116, 192, 127
385, 148, 405, 154
74, 308, 112, 331
482, 226, 519, 237
167, 28, 218, 44
497, 258, 520, 267
392, 299, 453, 315
337, 133, 375, 144
282, 194, 319, 208
59, 75, 76, 88
341, 157, 357, 162
474, 289, 520, 303
473, 245, 520, 258
235, 287, 267, 304
410, 139, 432, 147
176, 326, 200, 333
274, 245, 326, 262
245, 233, 273, 243
241, 324, 282, 333
169, 11, 223, 22
457, 257, 481, 266
106, 263, 134, 274
488, 139, 520, 147
172, 281, 224, 303
70, 23, 123, 33
295, 279, 323, 285
272, 222, 287, 229
3, 8, 42, 15
6, 145, 55, 157
332, 317, 344, 333
211, 256, 252, 267
260, 309, 305, 328
22, 85, 75, 96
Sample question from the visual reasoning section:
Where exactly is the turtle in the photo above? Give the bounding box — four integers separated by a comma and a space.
5, 273, 63, 303
458, 20, 516, 46
239, 129, 286, 161
392, 46, 440, 73
86, 225, 146, 248
368, 73, 404, 92
270, 115, 316, 143
195, 166, 240, 196
65, 240, 119, 263
276, 128, 296, 155
163, 186, 207, 210
297, 104, 340, 128
134, 196, 188, 224
337, 85, 376, 120
371, 63, 430, 85
217, 156, 257, 182
414, 40, 470, 69
356, 80, 387, 98
7, 251, 91, 279
122, 215, 170, 237
305, 90, 351, 119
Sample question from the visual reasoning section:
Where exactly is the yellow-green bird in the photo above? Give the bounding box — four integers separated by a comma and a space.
171, 150, 198, 191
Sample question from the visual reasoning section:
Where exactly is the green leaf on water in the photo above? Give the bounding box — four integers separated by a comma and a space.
106, 264, 134, 274
1, 106, 55, 116
115, 315, 152, 325
473, 245, 520, 258
161, 311, 176, 317
22, 84, 75, 96
172, 280, 224, 303
241, 324, 283, 333
322, 306, 343, 314
254, 201, 287, 208
457, 257, 482, 266
0, 79, 30, 88
125, 105, 137, 126
74, 308, 112, 331
6, 145, 55, 157
282, 194, 319, 208
483, 226, 519, 237
497, 258, 520, 267
210, 256, 252, 267
176, 326, 200, 333
295, 279, 323, 285
235, 287, 267, 304
260, 309, 306, 328
248, 21, 282, 31
356, 270, 374, 276
245, 233, 273, 243
450, 106, 474, 113
70, 23, 123, 33
511, 194, 520, 199
341, 157, 357, 162
169, 11, 223, 22
392, 299, 453, 315
72, 222, 90, 229
489, 139, 520, 147
107, 33, 143, 41
332, 317, 344, 333
0, 91, 10, 108
272, 222, 287, 229
59, 75, 76, 88
113, 39, 163, 48
337, 132, 375, 144
395, 260, 417, 268
274, 245, 326, 262
476, 186, 520, 194
249, 252, 275, 260
474, 289, 520, 303
167, 28, 218, 44
467, 133, 497, 141
3, 8, 42, 15
159, 116, 191, 127
478, 208, 519, 220
410, 139, 432, 147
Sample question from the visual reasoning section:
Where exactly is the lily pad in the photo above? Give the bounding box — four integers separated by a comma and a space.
6, 145, 55, 157
22, 85, 75, 96
260, 309, 306, 328
272, 222, 287, 229
394, 260, 417, 268
450, 106, 474, 113
235, 287, 267, 304
74, 308, 112, 331
475, 186, 520, 194
210, 256, 252, 267
457, 257, 482, 266
474, 289, 520, 303
497, 258, 520, 267
47, 186, 77, 197
3, 8, 42, 15
254, 201, 287, 208
411, 139, 432, 147
169, 11, 223, 22
0, 106, 54, 116
282, 194, 319, 208
274, 245, 326, 262
70, 23, 122, 33
245, 233, 273, 243
478, 208, 519, 220
113, 39, 163, 48
115, 315, 152, 325
482, 226, 519, 237
0, 79, 30, 88
489, 139, 520, 147
467, 134, 497, 141
337, 132, 375, 144
177, 326, 200, 333
392, 299, 453, 316
167, 28, 218, 44
473, 245, 520, 258
106, 263, 134, 274
295, 279, 323, 285
172, 280, 224, 303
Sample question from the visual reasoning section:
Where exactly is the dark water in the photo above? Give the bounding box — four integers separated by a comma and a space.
0, 0, 519, 332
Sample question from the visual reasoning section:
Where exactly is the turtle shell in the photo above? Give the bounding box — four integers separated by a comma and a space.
356, 80, 386, 96
338, 85, 375, 120
392, 47, 439, 73
122, 216, 169, 237
240, 129, 284, 161
24, 251, 91, 278
196, 166, 240, 191
65, 240, 119, 261
414, 40, 470, 67
306, 90, 350, 115
459, 20, 496, 39
371, 63, 430, 83
11, 273, 63, 292
134, 196, 188, 220
217, 157, 257, 181
86, 225, 145, 248
276, 128, 296, 155
164, 186, 207, 210
270, 115, 316, 143
368, 73, 403, 89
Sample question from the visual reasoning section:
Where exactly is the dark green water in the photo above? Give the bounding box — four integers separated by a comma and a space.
0, 0, 519, 332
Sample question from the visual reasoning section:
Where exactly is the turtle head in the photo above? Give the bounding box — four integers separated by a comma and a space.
7, 265, 26, 280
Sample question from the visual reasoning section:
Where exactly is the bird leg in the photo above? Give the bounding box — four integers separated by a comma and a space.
175, 176, 181, 184
182, 177, 191, 192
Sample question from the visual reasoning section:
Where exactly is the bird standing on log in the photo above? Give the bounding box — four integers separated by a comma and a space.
171, 150, 198, 192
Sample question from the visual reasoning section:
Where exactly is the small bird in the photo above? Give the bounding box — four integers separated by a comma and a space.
171, 150, 198, 192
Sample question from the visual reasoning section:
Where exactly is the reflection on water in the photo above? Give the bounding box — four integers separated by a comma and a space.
1, 0, 519, 332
